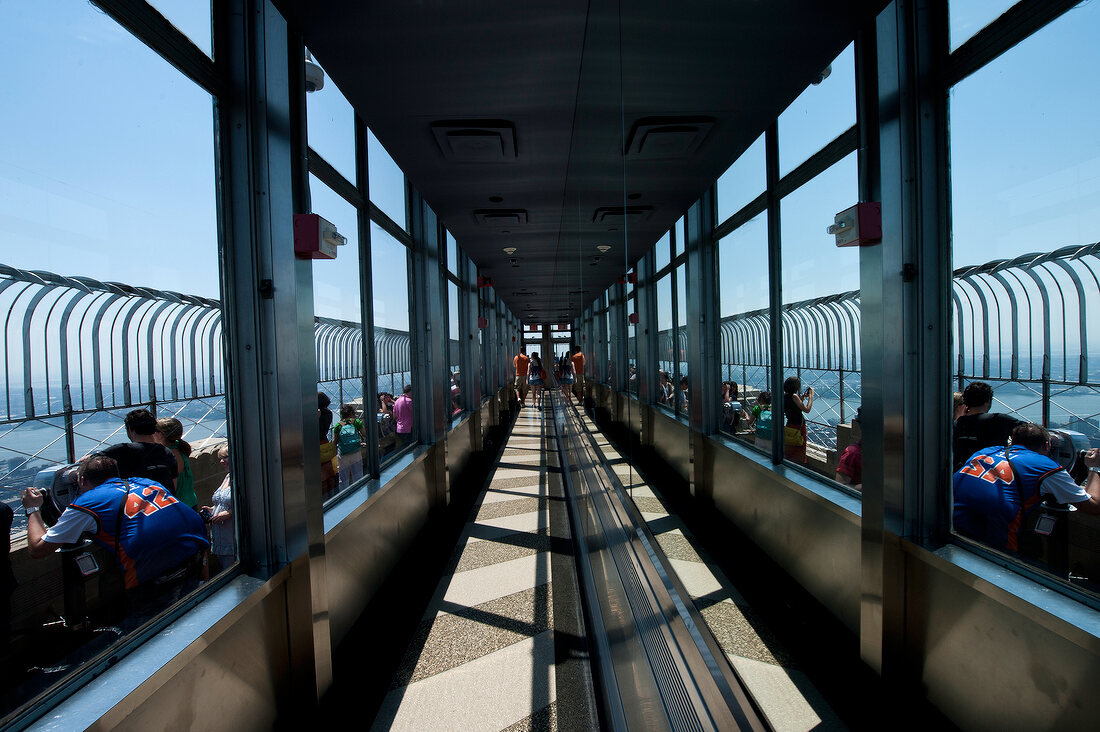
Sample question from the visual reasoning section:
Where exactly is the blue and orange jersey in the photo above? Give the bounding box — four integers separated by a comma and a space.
68, 477, 209, 589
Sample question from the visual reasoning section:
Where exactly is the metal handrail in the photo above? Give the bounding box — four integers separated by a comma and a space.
0, 263, 411, 486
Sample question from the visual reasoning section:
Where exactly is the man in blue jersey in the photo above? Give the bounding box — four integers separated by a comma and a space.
953, 422, 1100, 553
21, 455, 209, 594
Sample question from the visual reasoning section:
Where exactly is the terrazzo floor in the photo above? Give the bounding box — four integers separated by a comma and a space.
370, 405, 594, 732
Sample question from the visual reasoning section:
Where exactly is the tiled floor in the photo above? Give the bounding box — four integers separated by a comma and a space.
371, 406, 591, 732
573, 408, 848, 732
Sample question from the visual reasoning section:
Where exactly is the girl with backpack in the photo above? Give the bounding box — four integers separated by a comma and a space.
335, 403, 365, 491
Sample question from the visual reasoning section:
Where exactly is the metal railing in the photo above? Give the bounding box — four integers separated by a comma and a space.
0, 264, 412, 489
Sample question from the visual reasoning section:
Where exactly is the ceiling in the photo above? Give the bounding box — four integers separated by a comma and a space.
281, 1, 885, 323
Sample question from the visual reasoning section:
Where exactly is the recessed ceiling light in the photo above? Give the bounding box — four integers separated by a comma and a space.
503, 247, 517, 255
596, 245, 611, 253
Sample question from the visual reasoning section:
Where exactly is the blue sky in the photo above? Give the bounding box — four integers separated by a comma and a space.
1, 1, 1097, 345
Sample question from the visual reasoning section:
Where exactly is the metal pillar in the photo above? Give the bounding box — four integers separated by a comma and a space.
686, 188, 720, 435
861, 0, 951, 679
219, 0, 331, 706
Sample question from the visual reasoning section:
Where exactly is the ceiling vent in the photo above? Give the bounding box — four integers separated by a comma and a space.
624, 116, 716, 159
474, 209, 529, 226
592, 206, 653, 226
431, 120, 517, 162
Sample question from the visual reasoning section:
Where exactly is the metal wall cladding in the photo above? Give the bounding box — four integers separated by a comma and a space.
702, 434, 861, 633
325, 445, 440, 646
445, 412, 476, 503
905, 543, 1100, 731
109, 575, 291, 731
649, 405, 692, 485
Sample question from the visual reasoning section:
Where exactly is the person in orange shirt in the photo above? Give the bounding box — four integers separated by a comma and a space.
570, 345, 585, 403
513, 347, 531, 408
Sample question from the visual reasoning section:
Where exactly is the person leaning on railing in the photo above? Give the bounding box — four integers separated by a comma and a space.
953, 422, 1100, 554
21, 455, 209, 611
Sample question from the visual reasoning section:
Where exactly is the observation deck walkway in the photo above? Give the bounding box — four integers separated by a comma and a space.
359, 397, 855, 731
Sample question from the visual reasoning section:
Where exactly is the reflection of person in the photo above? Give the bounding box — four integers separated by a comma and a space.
202, 446, 235, 574
98, 408, 178, 494
528, 353, 545, 408
22, 456, 208, 591
953, 381, 1022, 471
513, 348, 531, 408
571, 345, 585, 402
835, 408, 863, 490
953, 423, 1100, 553
782, 377, 814, 464
154, 417, 197, 509
558, 354, 575, 404
394, 384, 414, 449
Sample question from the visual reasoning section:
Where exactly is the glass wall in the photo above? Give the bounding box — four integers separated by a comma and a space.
948, 1, 1100, 592
0, 1, 233, 721
717, 215, 770, 448
371, 226, 412, 462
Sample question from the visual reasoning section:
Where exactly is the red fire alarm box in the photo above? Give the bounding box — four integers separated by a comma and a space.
294, 213, 346, 259
478, 316, 488, 328
827, 202, 881, 247
477, 275, 494, 288
628, 312, 639, 324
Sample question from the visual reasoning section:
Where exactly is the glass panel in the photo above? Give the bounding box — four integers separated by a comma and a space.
656, 274, 674, 410
675, 263, 688, 414
778, 43, 856, 176
371, 226, 412, 461
448, 281, 463, 422
674, 217, 686, 258
949, 0, 1017, 51
306, 60, 356, 185
310, 176, 363, 499
949, 3, 1100, 590
718, 215, 771, 449
654, 230, 671, 272
148, 0, 212, 56
717, 134, 766, 225
368, 128, 406, 230
780, 152, 861, 481
0, 3, 229, 721
447, 232, 458, 276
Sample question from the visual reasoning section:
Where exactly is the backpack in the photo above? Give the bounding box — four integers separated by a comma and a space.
755, 408, 772, 439
336, 420, 361, 455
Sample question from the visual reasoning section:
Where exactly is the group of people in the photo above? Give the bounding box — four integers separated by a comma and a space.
318, 387, 415, 497
951, 381, 1100, 556
514, 345, 585, 408
16, 408, 236, 616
